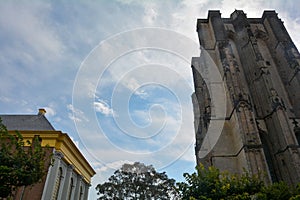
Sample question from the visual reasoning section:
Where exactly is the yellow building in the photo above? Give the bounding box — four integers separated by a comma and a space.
1, 109, 96, 200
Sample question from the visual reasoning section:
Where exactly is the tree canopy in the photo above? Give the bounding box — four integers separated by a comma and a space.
96, 162, 177, 200
177, 164, 300, 200
0, 119, 50, 198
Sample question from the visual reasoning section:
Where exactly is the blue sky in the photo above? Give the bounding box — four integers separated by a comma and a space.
1, 0, 300, 199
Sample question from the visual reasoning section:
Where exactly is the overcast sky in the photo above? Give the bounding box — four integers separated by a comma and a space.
1, 0, 300, 199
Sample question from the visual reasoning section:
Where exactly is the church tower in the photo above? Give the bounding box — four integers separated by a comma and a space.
192, 10, 300, 186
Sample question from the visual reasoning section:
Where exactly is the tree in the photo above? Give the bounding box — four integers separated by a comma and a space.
96, 162, 177, 200
177, 164, 300, 200
256, 181, 300, 200
177, 164, 263, 200
0, 119, 50, 198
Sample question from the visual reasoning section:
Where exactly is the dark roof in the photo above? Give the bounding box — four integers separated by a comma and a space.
0, 114, 55, 131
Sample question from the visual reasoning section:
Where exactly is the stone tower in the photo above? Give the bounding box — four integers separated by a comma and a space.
192, 10, 300, 186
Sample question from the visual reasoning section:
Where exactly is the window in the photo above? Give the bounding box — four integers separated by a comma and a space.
79, 186, 83, 200
68, 178, 74, 200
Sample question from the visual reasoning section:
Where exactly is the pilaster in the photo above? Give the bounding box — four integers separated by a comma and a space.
61, 164, 75, 200
42, 151, 64, 200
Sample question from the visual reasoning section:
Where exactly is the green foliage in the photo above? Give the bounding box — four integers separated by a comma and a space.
256, 182, 300, 200
0, 119, 50, 198
96, 162, 177, 200
177, 164, 300, 200
177, 164, 263, 200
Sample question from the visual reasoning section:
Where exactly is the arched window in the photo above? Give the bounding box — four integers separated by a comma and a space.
52, 167, 63, 200
68, 177, 74, 200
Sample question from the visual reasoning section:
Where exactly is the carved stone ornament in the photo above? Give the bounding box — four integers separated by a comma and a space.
270, 88, 286, 110
54, 151, 64, 159
254, 27, 269, 41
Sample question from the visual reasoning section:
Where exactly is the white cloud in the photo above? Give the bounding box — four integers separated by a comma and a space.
143, 4, 158, 25
70, 136, 80, 148
94, 100, 114, 116
0, 96, 14, 103
279, 15, 300, 50
82, 96, 194, 161
67, 104, 89, 122
0, 2, 64, 65
43, 106, 56, 117
131, 109, 151, 126
97, 160, 134, 173
126, 78, 149, 98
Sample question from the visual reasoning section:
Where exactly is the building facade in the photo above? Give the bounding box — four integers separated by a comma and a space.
192, 10, 300, 186
1, 109, 96, 200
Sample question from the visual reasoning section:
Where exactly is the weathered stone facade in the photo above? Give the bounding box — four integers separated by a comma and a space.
192, 10, 300, 186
